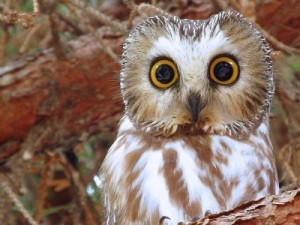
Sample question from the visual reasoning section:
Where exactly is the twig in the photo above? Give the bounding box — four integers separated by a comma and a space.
255, 23, 300, 54
49, 12, 66, 58
137, 3, 172, 17
122, 0, 137, 10
212, 0, 300, 54
123, 0, 138, 29
275, 78, 299, 184
0, 188, 12, 225
227, 0, 240, 11
0, 1, 38, 28
277, 143, 297, 184
0, 24, 8, 65
0, 174, 38, 225
270, 51, 284, 61
280, 181, 300, 192
19, 23, 45, 54
282, 160, 298, 183
88, 26, 120, 63
127, 8, 138, 29
63, 0, 128, 34
212, 0, 229, 10
57, 12, 86, 35
38, 0, 65, 58
34, 155, 52, 223
56, 150, 101, 225
65, 2, 119, 63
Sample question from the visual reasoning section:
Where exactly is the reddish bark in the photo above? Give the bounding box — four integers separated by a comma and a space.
0, 33, 124, 164
189, 189, 300, 225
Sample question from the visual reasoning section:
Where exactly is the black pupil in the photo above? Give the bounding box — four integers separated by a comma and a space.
214, 62, 233, 81
156, 64, 174, 84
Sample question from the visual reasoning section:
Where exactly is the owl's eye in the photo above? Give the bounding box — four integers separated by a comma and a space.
209, 56, 239, 85
150, 59, 179, 89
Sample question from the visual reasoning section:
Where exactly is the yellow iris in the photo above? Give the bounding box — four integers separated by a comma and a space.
209, 56, 239, 85
150, 59, 179, 89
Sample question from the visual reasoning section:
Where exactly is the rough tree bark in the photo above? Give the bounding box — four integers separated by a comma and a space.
189, 189, 300, 225
0, 31, 124, 164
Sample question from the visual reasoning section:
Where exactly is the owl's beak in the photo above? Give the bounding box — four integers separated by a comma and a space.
188, 95, 203, 123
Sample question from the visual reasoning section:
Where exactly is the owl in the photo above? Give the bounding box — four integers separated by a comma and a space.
100, 10, 279, 225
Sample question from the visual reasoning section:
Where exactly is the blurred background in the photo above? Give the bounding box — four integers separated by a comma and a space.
0, 0, 299, 224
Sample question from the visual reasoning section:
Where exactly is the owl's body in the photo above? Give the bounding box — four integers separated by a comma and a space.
101, 11, 279, 225
102, 117, 277, 224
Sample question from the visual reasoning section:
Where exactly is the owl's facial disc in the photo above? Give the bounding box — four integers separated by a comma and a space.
121, 12, 274, 137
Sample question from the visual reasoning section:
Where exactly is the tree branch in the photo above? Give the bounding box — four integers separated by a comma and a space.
188, 189, 300, 225
0, 29, 124, 164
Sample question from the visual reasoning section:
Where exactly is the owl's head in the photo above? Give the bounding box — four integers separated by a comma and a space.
120, 10, 274, 137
